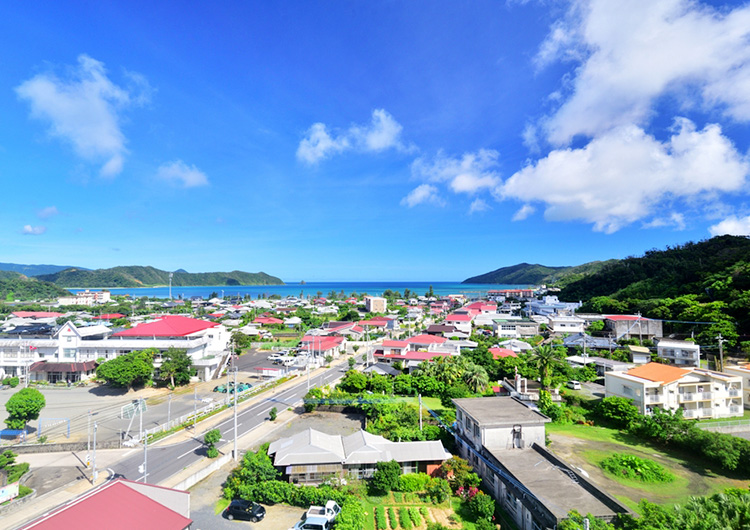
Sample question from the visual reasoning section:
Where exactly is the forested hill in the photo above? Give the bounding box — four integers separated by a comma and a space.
463, 260, 616, 287
559, 235, 750, 301
0, 273, 71, 300
36, 266, 284, 288
0, 262, 84, 276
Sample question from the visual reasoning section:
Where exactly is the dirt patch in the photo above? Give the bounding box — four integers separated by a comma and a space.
429, 507, 461, 528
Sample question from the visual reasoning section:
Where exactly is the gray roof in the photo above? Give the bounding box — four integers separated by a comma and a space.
268, 428, 449, 467
453, 397, 550, 427
362, 363, 401, 377
562, 333, 616, 350
487, 446, 622, 520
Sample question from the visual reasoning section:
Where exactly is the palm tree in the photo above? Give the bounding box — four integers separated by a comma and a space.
532, 344, 559, 391
463, 365, 489, 393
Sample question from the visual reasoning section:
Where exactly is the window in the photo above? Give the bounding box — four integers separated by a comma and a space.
474, 423, 480, 437
623, 385, 633, 396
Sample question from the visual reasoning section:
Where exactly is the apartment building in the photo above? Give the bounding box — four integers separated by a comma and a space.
655, 338, 700, 367
605, 362, 743, 419
364, 296, 387, 313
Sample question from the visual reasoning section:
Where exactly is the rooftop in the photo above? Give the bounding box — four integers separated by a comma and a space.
453, 396, 550, 427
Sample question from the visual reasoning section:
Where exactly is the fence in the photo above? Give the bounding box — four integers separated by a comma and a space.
697, 419, 750, 433
130, 370, 300, 443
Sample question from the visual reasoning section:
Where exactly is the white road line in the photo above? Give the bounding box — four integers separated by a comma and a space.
177, 447, 196, 459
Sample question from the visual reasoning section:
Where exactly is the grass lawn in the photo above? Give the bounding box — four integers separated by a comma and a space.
547, 423, 750, 512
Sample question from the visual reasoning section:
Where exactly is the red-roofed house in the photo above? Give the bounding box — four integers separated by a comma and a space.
445, 313, 473, 334
11, 311, 63, 319
300, 335, 345, 357
92, 313, 126, 320
20, 479, 191, 530
489, 347, 517, 359
254, 316, 283, 326
605, 362, 743, 418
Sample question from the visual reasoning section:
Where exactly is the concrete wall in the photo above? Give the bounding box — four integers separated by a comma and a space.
8, 441, 121, 454
484, 424, 545, 450
172, 453, 232, 492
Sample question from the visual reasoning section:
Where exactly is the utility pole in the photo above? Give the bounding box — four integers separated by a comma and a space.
143, 431, 148, 483
91, 422, 99, 485
194, 386, 197, 431
418, 394, 423, 431
637, 312, 643, 344
717, 334, 726, 372
168, 393, 172, 427
92, 422, 98, 483
233, 366, 238, 461
87, 410, 91, 467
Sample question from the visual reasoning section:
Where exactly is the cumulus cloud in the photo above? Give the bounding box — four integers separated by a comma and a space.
512, 204, 535, 221
16, 55, 150, 176
500, 119, 749, 233
411, 149, 501, 195
400, 184, 444, 208
22, 225, 46, 235
297, 109, 408, 164
642, 213, 687, 230
156, 160, 209, 188
536, 0, 750, 144
469, 198, 490, 214
709, 215, 750, 236
37, 206, 59, 219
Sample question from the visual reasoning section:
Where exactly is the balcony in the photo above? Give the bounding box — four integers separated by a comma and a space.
679, 392, 712, 402
646, 394, 663, 403
729, 389, 741, 398
730, 406, 742, 414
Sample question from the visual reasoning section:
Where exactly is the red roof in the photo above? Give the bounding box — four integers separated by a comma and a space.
383, 340, 408, 348
359, 319, 387, 327
606, 315, 651, 321
113, 315, 218, 337
254, 317, 283, 325
93, 313, 125, 320
12, 311, 62, 318
446, 314, 472, 322
21, 479, 191, 530
351, 326, 364, 333
375, 351, 452, 361
405, 334, 447, 345
489, 347, 517, 359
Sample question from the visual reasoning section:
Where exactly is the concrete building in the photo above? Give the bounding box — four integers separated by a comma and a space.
604, 315, 663, 341
452, 397, 629, 529
605, 362, 743, 419
57, 289, 111, 306
724, 363, 750, 409
364, 296, 387, 314
655, 338, 700, 367
547, 315, 585, 335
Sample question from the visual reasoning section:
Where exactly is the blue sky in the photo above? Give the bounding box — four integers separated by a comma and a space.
2, 0, 750, 281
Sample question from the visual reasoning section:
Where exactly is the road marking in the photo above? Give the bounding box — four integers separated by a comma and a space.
177, 447, 196, 459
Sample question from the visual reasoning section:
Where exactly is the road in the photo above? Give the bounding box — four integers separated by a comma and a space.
108, 362, 345, 485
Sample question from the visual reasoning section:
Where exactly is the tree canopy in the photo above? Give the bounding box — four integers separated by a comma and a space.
158, 347, 192, 387
96, 349, 154, 388
5, 388, 46, 429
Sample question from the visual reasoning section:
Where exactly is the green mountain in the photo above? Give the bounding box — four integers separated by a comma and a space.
0, 273, 71, 301
0, 262, 85, 276
36, 266, 284, 288
559, 235, 750, 301
463, 260, 616, 287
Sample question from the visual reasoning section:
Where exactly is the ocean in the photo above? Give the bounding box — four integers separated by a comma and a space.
73, 281, 528, 300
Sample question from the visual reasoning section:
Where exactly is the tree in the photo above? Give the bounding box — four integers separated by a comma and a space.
5, 388, 46, 429
468, 491, 495, 521
159, 348, 193, 387
204, 428, 221, 458
96, 349, 154, 389
462, 365, 489, 393
532, 344, 560, 390
371, 460, 402, 494
339, 370, 368, 393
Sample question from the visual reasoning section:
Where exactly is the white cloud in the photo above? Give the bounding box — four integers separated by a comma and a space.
411, 149, 501, 195
709, 215, 750, 236
16, 55, 150, 176
501, 119, 749, 233
297, 109, 408, 164
37, 206, 59, 219
469, 198, 490, 214
400, 184, 444, 208
642, 212, 686, 230
156, 160, 209, 188
22, 225, 46, 235
512, 204, 535, 221
537, 0, 750, 144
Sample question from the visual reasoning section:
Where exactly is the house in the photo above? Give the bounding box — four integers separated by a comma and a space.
723, 363, 750, 409
525, 296, 582, 317
655, 338, 700, 367
364, 296, 387, 313
444, 313, 473, 335
562, 333, 617, 352
267, 428, 449, 484
488, 347, 517, 359
605, 362, 743, 418
547, 315, 585, 335
497, 339, 533, 354
604, 315, 662, 341
453, 397, 628, 529
492, 318, 540, 338
425, 324, 459, 337
627, 345, 651, 364
20, 478, 191, 530
566, 355, 633, 377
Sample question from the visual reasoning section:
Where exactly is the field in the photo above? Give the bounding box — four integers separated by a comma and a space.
546, 423, 750, 513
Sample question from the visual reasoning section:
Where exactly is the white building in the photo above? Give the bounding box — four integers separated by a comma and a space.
57, 290, 111, 306
605, 362, 743, 419
723, 363, 750, 409
364, 296, 387, 313
547, 315, 585, 335
655, 338, 700, 367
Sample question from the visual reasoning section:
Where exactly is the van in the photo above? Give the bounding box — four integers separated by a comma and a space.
566, 380, 582, 390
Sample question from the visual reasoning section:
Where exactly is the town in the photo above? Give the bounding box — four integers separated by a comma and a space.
0, 278, 748, 530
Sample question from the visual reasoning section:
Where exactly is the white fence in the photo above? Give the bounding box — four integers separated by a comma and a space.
698, 418, 750, 432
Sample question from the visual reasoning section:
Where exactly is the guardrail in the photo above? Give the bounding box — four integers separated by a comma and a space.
697, 419, 750, 431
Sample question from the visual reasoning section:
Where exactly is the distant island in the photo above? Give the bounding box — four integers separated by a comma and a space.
463, 260, 616, 287
35, 265, 284, 288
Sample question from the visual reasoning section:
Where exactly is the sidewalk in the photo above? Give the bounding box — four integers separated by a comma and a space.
1, 355, 351, 529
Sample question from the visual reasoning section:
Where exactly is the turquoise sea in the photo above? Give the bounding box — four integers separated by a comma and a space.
73, 281, 528, 300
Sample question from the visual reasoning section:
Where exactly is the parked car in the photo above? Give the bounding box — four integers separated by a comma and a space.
289, 516, 331, 530
224, 499, 266, 522
213, 385, 227, 393
267, 353, 283, 362
305, 501, 341, 523
566, 380, 582, 390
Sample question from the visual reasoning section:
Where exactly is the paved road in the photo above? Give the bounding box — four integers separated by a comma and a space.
109, 363, 344, 485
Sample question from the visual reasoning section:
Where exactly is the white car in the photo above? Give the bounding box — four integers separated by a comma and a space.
566, 380, 582, 390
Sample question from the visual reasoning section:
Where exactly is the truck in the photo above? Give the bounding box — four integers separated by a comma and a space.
289, 516, 331, 530
304, 500, 341, 523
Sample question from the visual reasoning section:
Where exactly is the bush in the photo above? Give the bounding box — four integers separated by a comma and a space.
336, 497, 367, 530
596, 397, 640, 429
376, 506, 387, 530
475, 519, 495, 530
408, 507, 422, 526
425, 477, 451, 504
206, 447, 219, 458
600, 454, 674, 483
399, 507, 412, 530
419, 506, 430, 522
371, 460, 402, 495
397, 472, 430, 492
426, 524, 450, 530
468, 491, 495, 521
269, 407, 277, 421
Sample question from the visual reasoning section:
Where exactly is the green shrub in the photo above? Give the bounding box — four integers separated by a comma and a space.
600, 453, 675, 483
336, 497, 367, 530
7, 377, 19, 388
393, 491, 403, 503
376, 506, 387, 530
426, 524, 450, 530
425, 477, 451, 504
269, 407, 277, 421
398, 507, 412, 530
388, 506, 398, 529
419, 506, 431, 522
206, 447, 219, 458
397, 472, 430, 492
468, 491, 495, 521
